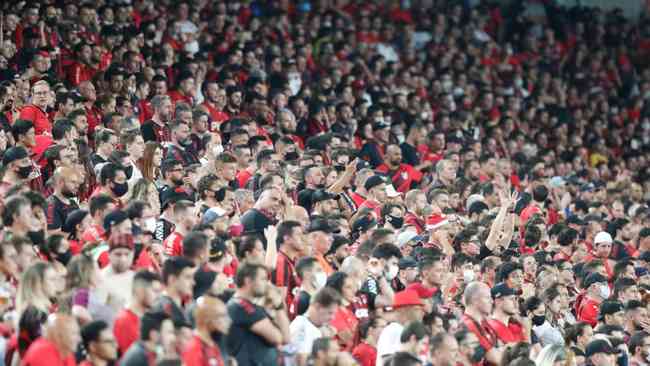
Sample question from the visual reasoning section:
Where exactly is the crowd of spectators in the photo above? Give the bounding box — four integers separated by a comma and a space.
0, 0, 650, 365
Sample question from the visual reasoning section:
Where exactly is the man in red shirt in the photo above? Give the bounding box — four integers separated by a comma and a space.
376, 144, 423, 193
19, 80, 52, 136
168, 71, 195, 108
404, 189, 427, 234
200, 80, 229, 128
486, 283, 529, 344
78, 80, 102, 137
358, 175, 387, 219
273, 220, 305, 310
182, 296, 230, 366
577, 273, 609, 327
79, 320, 118, 366
114, 271, 162, 354
461, 281, 504, 365
22, 313, 80, 366
163, 200, 197, 256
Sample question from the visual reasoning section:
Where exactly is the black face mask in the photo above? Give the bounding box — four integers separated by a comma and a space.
56, 250, 73, 266
111, 181, 128, 197
210, 330, 223, 345
285, 151, 299, 161
27, 230, 46, 247
62, 188, 76, 199
532, 315, 546, 326
470, 345, 486, 363
333, 165, 346, 172
17, 165, 32, 179
386, 215, 404, 229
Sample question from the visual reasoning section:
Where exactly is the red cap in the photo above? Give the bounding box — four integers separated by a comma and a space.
392, 290, 424, 309
406, 283, 438, 299
425, 214, 449, 230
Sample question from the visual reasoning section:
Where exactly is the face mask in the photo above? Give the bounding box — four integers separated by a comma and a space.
17, 165, 32, 179
599, 284, 611, 299
184, 40, 199, 55
62, 188, 76, 199
28, 230, 45, 246
470, 345, 486, 363
288, 73, 302, 96
386, 215, 404, 229
532, 315, 546, 326
210, 330, 223, 345
285, 151, 299, 161
56, 250, 73, 266
385, 265, 399, 281
313, 272, 327, 290
213, 144, 224, 156
111, 181, 128, 197
463, 269, 475, 283
143, 217, 157, 233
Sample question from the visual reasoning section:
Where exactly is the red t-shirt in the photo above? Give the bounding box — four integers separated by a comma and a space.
577, 297, 600, 328
113, 308, 140, 354
352, 342, 377, 366
163, 231, 184, 257
462, 314, 497, 352
236, 169, 253, 188
21, 338, 76, 366
486, 318, 526, 344
404, 212, 425, 234
375, 163, 423, 193
358, 199, 381, 219
19, 105, 51, 136
182, 334, 224, 366
201, 102, 230, 126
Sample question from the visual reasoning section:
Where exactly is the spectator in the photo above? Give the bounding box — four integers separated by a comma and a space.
21, 313, 81, 366
79, 320, 118, 366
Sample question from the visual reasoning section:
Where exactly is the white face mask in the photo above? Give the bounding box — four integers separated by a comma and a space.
184, 40, 199, 55
385, 265, 399, 281
463, 269, 476, 283
213, 144, 224, 156
288, 73, 302, 96
642, 121, 650, 130
313, 272, 327, 290
599, 284, 611, 299
143, 217, 157, 233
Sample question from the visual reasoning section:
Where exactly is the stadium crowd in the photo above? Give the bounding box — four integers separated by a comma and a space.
0, 0, 650, 365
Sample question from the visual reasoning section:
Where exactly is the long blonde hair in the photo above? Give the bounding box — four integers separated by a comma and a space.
16, 261, 53, 315
65, 254, 96, 290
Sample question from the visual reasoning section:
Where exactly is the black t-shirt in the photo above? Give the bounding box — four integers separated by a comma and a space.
46, 195, 79, 230
226, 297, 277, 366
297, 188, 315, 211
400, 142, 420, 167
89, 153, 107, 167
240, 208, 274, 240
165, 145, 199, 167
153, 295, 191, 329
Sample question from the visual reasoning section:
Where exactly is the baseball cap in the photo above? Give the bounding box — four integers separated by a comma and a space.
202, 207, 227, 225
491, 283, 517, 299
392, 290, 423, 309
598, 300, 624, 321
639, 228, 650, 238
466, 194, 485, 211
585, 339, 616, 358
209, 238, 228, 262
2, 146, 28, 166
566, 215, 585, 226
397, 230, 423, 247
372, 121, 390, 131
107, 233, 135, 252
326, 235, 350, 256
594, 231, 613, 245
62, 209, 89, 234
352, 215, 377, 234
307, 218, 337, 233
580, 183, 595, 192
638, 251, 650, 263
583, 272, 608, 289
161, 188, 194, 210
364, 175, 386, 191
311, 189, 338, 204
468, 201, 489, 216
398, 257, 418, 270
103, 210, 129, 233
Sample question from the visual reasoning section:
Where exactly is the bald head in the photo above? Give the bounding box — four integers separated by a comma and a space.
285, 205, 309, 227
194, 296, 231, 336
45, 313, 80, 357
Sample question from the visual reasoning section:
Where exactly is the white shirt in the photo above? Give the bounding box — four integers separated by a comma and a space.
376, 322, 404, 366
289, 315, 322, 355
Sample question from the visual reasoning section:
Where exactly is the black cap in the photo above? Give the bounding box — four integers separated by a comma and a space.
103, 210, 129, 233
311, 189, 338, 204
639, 228, 650, 238
398, 257, 418, 270
352, 214, 377, 233
585, 339, 616, 358
491, 283, 517, 299
2, 146, 28, 166
498, 262, 523, 282
364, 175, 386, 191
468, 201, 489, 216
566, 215, 585, 226
639, 251, 650, 263
593, 180, 606, 189
598, 300, 624, 321
326, 235, 350, 256
307, 218, 337, 233
583, 272, 608, 289
62, 209, 89, 234
160, 187, 194, 210
209, 238, 228, 262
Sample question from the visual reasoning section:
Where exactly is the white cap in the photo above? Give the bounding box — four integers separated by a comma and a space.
594, 231, 613, 245
466, 194, 485, 211
397, 230, 418, 247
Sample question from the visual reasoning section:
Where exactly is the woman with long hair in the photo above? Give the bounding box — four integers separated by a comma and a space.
64, 254, 101, 325
534, 344, 575, 366
129, 178, 161, 216
137, 141, 163, 184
